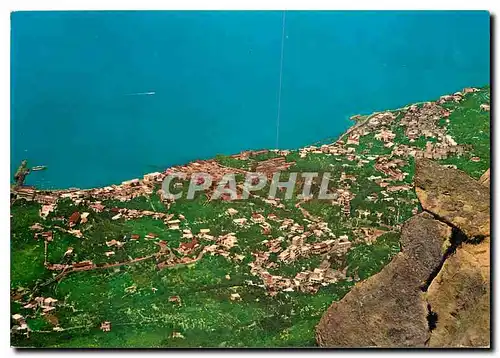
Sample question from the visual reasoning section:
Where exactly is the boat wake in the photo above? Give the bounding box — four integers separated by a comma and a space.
126, 91, 156, 96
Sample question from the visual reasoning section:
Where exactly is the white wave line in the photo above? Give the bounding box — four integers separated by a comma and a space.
126, 91, 156, 96
275, 11, 286, 149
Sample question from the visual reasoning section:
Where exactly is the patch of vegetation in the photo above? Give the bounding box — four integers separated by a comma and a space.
215, 154, 251, 170
437, 87, 491, 178
346, 232, 401, 280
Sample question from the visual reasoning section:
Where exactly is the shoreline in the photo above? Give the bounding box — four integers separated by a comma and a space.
11, 84, 487, 195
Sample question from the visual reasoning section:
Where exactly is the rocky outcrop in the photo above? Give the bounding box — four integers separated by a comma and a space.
478, 168, 490, 188
414, 159, 490, 239
315, 213, 451, 347
416, 161, 490, 347
316, 161, 490, 348
415, 162, 491, 347
427, 237, 490, 347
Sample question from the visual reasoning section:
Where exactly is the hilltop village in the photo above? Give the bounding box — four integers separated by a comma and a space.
10, 86, 490, 347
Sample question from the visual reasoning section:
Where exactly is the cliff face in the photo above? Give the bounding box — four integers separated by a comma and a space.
426, 237, 490, 347
316, 160, 490, 348
414, 159, 490, 239
315, 212, 450, 347
421, 161, 490, 348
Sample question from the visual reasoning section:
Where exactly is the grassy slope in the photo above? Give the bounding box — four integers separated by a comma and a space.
10, 86, 490, 348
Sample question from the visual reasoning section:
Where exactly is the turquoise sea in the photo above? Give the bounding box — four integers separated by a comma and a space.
11, 11, 490, 189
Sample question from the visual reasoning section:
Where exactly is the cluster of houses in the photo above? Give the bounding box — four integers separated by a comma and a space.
137, 203, 360, 295
12, 171, 165, 209
255, 266, 350, 296
365, 111, 398, 130
249, 260, 351, 296
286, 88, 486, 241
156, 231, 241, 270
374, 157, 408, 182
326, 87, 482, 176
400, 101, 448, 140
106, 206, 180, 224
21, 296, 58, 314
233, 212, 359, 294
352, 226, 388, 245
12, 296, 60, 333
14, 187, 57, 204
414, 141, 469, 160
277, 236, 352, 264
331, 188, 354, 217
165, 159, 247, 190
298, 141, 354, 159
11, 314, 29, 334
230, 148, 291, 161
255, 157, 295, 178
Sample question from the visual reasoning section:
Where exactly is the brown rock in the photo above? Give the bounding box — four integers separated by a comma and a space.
316, 213, 451, 347
400, 213, 452, 278
316, 254, 429, 347
427, 237, 490, 347
478, 168, 490, 188
414, 159, 490, 239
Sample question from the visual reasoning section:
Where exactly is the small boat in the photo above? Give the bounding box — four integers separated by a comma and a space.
31, 165, 47, 171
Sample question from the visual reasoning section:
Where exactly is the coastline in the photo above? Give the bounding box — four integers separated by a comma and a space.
11, 84, 488, 195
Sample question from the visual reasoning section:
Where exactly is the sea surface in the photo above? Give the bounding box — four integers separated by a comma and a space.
11, 11, 490, 189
